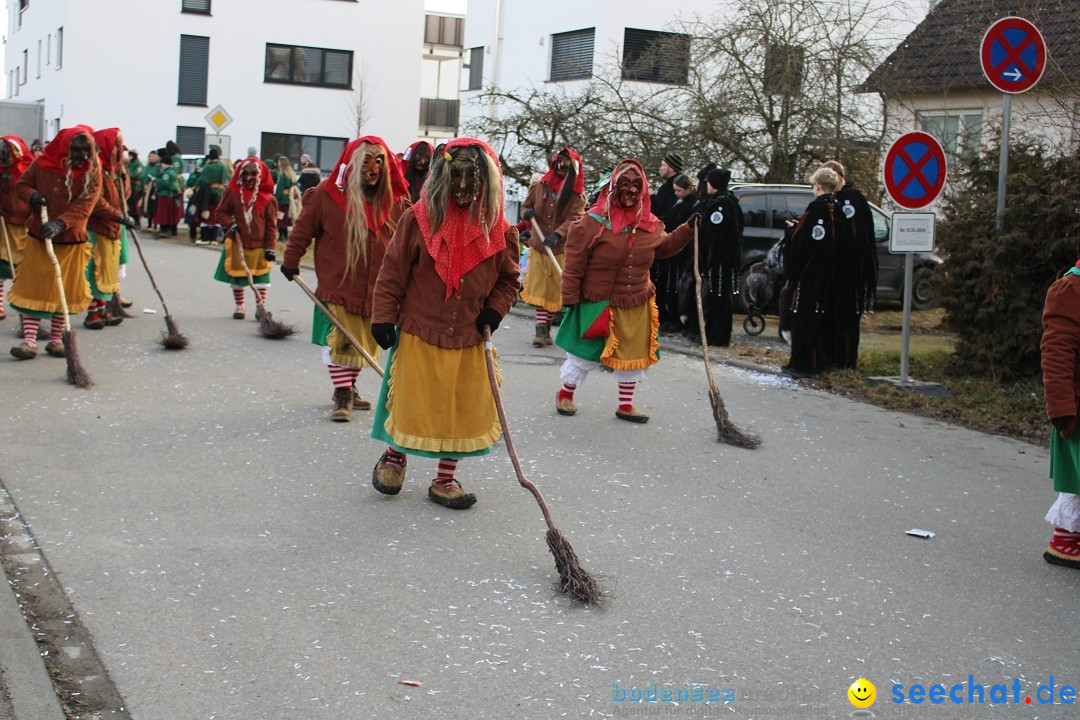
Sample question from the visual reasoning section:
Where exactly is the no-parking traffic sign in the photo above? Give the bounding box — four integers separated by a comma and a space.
882, 132, 947, 210
980, 16, 1046, 94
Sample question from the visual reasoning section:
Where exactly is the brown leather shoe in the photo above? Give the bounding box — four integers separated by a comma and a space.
428, 479, 477, 509
233, 306, 246, 320
45, 341, 66, 358
556, 392, 577, 416
615, 407, 649, 424
330, 387, 353, 422
372, 452, 407, 495
10, 342, 37, 360
532, 324, 546, 347
352, 388, 372, 411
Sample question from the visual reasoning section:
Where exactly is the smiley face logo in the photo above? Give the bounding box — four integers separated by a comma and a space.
848, 678, 876, 708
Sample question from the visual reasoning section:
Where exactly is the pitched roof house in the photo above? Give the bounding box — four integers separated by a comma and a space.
862, 0, 1080, 163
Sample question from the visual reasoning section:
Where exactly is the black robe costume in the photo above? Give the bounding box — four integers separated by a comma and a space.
783, 193, 839, 375
831, 184, 878, 369
690, 190, 743, 346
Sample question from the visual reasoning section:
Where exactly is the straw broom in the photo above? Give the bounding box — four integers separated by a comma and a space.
292, 275, 382, 376
482, 326, 603, 604
692, 223, 760, 448
530, 217, 563, 277
229, 229, 295, 339
40, 207, 92, 388
118, 175, 189, 349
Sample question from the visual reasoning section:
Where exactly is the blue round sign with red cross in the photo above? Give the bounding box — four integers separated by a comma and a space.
883, 132, 947, 210
980, 16, 1046, 94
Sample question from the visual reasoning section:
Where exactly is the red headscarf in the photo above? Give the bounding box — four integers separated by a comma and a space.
540, 147, 585, 196
1, 135, 33, 183
403, 140, 434, 163
586, 158, 659, 235
414, 137, 511, 299
324, 135, 409, 232
228, 157, 275, 215
34, 125, 96, 180
92, 128, 122, 175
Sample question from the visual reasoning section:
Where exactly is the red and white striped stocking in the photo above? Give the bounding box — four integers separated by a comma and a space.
21, 316, 40, 349
535, 308, 552, 325
328, 364, 360, 390
617, 381, 637, 412
49, 314, 64, 344
232, 287, 246, 308
435, 458, 459, 487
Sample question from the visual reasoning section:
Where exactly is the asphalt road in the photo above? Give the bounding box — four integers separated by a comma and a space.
1, 236, 1077, 719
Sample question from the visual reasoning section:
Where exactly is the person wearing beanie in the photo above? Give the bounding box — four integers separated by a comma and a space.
519, 147, 586, 347
823, 159, 876, 370
780, 166, 842, 377
685, 167, 742, 347
554, 158, 700, 424
650, 151, 683, 220
151, 148, 181, 237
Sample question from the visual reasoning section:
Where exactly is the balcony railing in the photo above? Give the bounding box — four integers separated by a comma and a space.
424, 15, 464, 48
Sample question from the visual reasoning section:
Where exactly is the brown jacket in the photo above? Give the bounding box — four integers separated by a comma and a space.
561, 214, 693, 308
15, 162, 103, 244
0, 173, 30, 226
372, 206, 520, 349
88, 170, 130, 238
284, 183, 410, 316
521, 180, 585, 253
1041, 271, 1080, 420
216, 189, 278, 249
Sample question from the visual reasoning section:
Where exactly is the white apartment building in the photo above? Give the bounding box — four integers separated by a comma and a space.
4, 0, 465, 168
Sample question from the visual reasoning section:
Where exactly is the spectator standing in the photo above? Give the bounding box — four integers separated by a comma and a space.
142, 151, 160, 231
196, 147, 231, 243
655, 173, 696, 332
297, 153, 321, 194
272, 155, 300, 243
650, 152, 683, 221
689, 168, 742, 347
125, 150, 144, 224
152, 149, 181, 237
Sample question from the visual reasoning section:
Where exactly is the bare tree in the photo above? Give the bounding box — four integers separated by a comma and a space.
345, 63, 374, 137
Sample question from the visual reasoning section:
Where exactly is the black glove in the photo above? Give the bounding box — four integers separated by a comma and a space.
116, 215, 137, 229
476, 308, 502, 334
1052, 415, 1077, 439
280, 265, 299, 281
543, 233, 561, 247
522, 208, 535, 221
372, 323, 397, 350
29, 192, 48, 210
519, 229, 531, 242
225, 223, 238, 237
687, 212, 702, 229
264, 249, 276, 262
39, 219, 65, 239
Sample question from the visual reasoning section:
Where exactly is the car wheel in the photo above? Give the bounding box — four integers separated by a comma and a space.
910, 266, 935, 310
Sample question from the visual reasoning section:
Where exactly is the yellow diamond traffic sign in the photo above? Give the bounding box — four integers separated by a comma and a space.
204, 105, 233, 133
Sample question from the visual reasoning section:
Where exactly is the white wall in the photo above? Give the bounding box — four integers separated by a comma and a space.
5, 0, 426, 158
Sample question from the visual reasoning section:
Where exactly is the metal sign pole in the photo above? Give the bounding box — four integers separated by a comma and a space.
995, 93, 1012, 231
900, 252, 914, 383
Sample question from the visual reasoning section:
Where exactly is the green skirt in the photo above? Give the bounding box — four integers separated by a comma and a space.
119, 226, 130, 265
1050, 429, 1080, 494
0, 260, 12, 280
212, 249, 271, 286
554, 300, 609, 362
311, 304, 332, 346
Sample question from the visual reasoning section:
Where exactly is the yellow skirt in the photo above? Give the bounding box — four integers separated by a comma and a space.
521, 249, 564, 312
375, 331, 503, 456
601, 299, 661, 371
0, 222, 29, 266
89, 232, 122, 295
9, 240, 92, 315
325, 301, 380, 369
223, 240, 272, 278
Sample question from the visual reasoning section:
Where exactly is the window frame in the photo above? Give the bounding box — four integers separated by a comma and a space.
917, 109, 983, 164
55, 27, 63, 68
466, 46, 483, 91
177, 34, 210, 107
181, 0, 211, 15
263, 43, 353, 90
260, 132, 348, 173
549, 28, 595, 83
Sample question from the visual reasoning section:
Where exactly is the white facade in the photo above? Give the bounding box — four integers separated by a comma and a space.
4, 0, 428, 165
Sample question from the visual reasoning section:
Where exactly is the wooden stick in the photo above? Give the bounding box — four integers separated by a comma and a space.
292, 274, 383, 376
530, 217, 562, 277
692, 223, 716, 389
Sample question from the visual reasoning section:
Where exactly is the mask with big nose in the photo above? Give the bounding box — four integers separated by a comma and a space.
241, 165, 259, 190
360, 150, 384, 189
554, 153, 571, 178
68, 135, 92, 169
449, 152, 480, 208
615, 169, 642, 208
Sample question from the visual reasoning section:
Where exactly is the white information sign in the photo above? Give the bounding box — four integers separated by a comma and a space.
890, 212, 936, 253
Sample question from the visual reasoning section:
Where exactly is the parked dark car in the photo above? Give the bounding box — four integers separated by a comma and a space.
729, 184, 940, 313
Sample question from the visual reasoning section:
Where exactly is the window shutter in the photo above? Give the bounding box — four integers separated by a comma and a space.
550, 28, 594, 82
178, 35, 209, 105
175, 126, 205, 155
181, 0, 211, 14
468, 47, 483, 90
323, 50, 352, 87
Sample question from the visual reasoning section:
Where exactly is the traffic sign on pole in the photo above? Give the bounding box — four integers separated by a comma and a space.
882, 132, 947, 210
980, 16, 1046, 94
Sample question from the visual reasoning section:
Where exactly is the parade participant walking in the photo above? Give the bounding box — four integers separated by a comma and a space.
519, 147, 586, 347
272, 155, 300, 243
151, 149, 181, 238
368, 137, 519, 510
195, 147, 231, 244
402, 140, 433, 203
781, 167, 841, 378
213, 157, 278, 320
9, 125, 102, 359
281, 135, 410, 422
823, 160, 877, 369
0, 135, 34, 321
689, 167, 742, 347
554, 158, 698, 423
84, 127, 136, 329
1041, 258, 1080, 570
